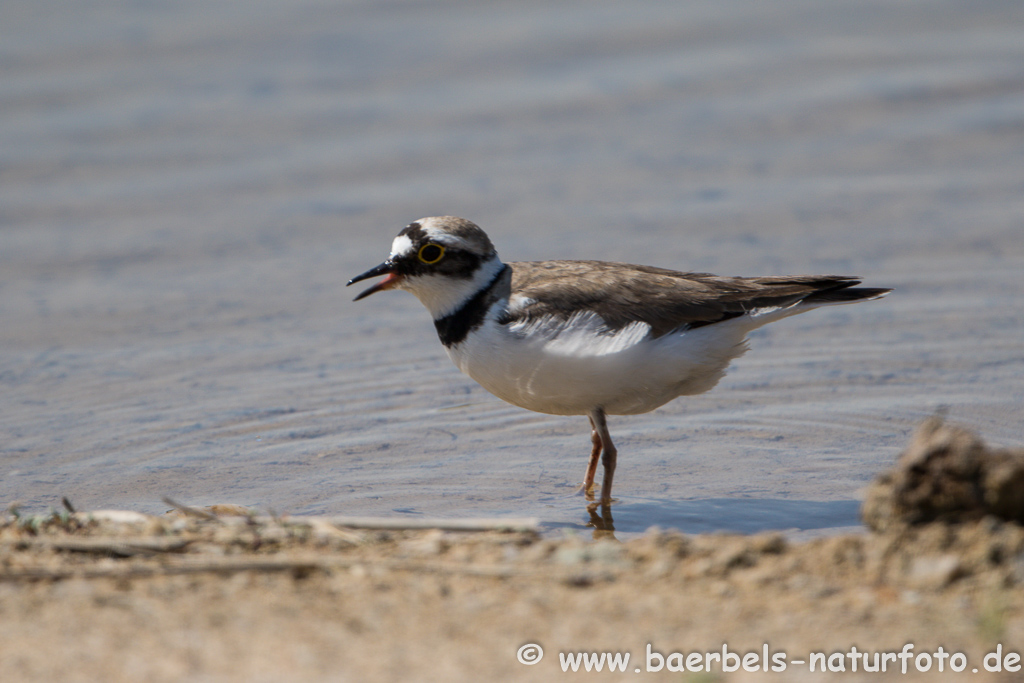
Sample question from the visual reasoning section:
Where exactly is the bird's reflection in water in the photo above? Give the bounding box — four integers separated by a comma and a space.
586, 502, 616, 541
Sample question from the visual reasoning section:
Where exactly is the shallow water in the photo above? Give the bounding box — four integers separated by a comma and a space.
2, 0, 1022, 536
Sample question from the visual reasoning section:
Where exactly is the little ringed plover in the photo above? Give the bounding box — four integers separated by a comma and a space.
349, 216, 891, 504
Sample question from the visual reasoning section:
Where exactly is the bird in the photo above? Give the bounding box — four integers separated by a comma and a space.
348, 216, 890, 505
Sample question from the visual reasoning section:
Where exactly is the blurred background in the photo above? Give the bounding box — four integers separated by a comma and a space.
2, 0, 1022, 534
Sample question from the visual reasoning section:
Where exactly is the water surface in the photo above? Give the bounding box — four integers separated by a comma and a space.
2, 0, 1022, 536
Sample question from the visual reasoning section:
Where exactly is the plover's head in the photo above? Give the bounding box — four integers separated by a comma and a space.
348, 216, 504, 319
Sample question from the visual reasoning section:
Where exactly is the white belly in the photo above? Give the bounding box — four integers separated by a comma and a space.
444, 311, 761, 416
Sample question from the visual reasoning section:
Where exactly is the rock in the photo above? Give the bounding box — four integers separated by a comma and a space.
862, 418, 1024, 532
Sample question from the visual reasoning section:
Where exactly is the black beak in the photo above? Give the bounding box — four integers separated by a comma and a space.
347, 260, 401, 301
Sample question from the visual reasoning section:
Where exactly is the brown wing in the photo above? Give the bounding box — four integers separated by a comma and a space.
507, 260, 889, 337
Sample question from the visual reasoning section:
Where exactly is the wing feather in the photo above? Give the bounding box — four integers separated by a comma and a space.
507, 260, 887, 337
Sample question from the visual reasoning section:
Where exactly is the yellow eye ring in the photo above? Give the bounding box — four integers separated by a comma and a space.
418, 243, 445, 264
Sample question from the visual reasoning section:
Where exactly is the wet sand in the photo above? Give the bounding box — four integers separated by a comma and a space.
2, 0, 1023, 533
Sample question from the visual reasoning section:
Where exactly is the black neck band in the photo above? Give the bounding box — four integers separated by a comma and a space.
433, 265, 509, 347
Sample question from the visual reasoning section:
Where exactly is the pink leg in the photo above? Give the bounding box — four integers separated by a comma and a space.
581, 414, 602, 498
590, 408, 618, 505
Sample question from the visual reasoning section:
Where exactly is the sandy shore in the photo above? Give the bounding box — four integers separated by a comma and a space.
1, 510, 1021, 682
2, 422, 1023, 682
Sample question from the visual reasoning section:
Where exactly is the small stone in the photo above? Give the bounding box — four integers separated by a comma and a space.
907, 554, 961, 589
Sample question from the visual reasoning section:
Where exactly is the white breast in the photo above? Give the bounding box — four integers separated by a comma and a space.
444, 306, 763, 416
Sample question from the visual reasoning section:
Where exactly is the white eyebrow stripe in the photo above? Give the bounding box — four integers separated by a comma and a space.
419, 219, 472, 251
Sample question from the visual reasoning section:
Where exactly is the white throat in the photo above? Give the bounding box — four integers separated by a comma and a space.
401, 254, 505, 320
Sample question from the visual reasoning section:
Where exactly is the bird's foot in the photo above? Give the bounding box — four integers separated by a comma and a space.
574, 481, 597, 501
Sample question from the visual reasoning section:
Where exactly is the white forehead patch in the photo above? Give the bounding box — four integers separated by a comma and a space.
390, 234, 415, 258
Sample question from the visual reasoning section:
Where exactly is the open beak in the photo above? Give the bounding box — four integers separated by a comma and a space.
347, 260, 403, 301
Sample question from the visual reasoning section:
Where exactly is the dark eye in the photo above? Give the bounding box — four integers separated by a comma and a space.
418, 243, 445, 264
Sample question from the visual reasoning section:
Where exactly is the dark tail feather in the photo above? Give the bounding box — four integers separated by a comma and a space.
803, 286, 892, 305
